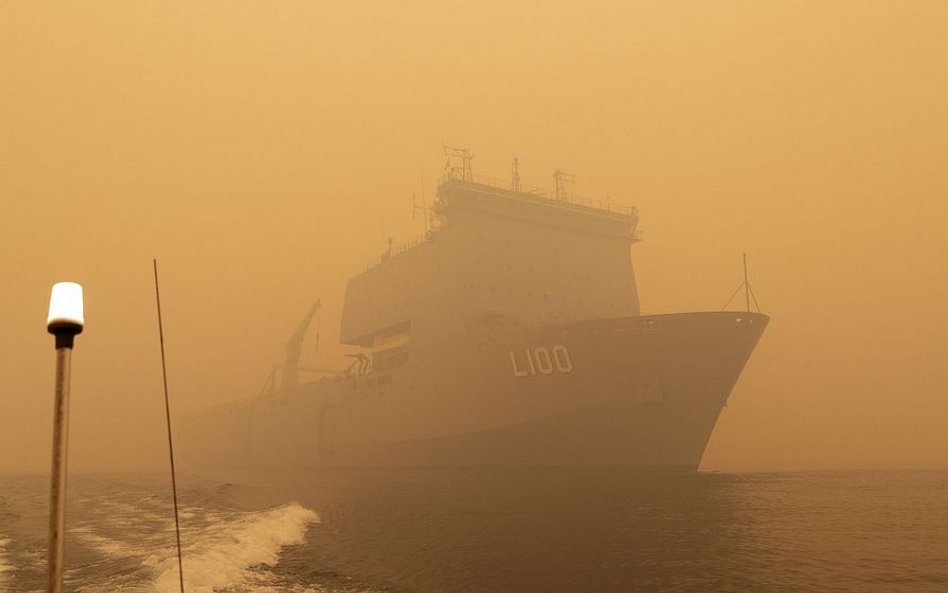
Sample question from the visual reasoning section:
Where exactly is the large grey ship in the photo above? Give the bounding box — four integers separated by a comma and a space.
184, 153, 768, 470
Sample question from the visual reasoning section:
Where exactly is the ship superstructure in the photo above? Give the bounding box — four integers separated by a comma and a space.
183, 155, 768, 470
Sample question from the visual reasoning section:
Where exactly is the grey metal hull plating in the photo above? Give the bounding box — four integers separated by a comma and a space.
182, 311, 767, 470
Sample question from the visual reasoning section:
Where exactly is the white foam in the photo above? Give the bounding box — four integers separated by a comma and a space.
153, 502, 319, 593
70, 526, 144, 560
0, 536, 11, 591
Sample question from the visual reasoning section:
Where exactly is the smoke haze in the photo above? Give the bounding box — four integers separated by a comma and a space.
1, 1, 946, 472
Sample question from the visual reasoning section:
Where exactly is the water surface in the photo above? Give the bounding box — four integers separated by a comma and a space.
1, 469, 945, 592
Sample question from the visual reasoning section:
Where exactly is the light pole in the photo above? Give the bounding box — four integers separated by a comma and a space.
46, 282, 84, 593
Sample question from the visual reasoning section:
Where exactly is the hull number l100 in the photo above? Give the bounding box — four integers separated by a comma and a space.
509, 345, 574, 377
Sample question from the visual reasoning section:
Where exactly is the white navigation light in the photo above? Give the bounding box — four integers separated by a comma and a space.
47, 282, 84, 332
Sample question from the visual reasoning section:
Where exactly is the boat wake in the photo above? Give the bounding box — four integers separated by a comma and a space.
0, 535, 11, 591
152, 502, 319, 593
0, 477, 383, 593
61, 490, 323, 593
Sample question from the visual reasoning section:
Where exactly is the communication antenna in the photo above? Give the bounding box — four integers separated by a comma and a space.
720, 253, 762, 313
553, 169, 575, 201
313, 303, 321, 361
511, 156, 521, 192
743, 253, 750, 312
443, 145, 474, 181
412, 192, 430, 233
423, 181, 433, 231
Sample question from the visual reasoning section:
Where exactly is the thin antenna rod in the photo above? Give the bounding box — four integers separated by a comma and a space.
153, 259, 186, 593
422, 180, 430, 233
719, 283, 744, 311
314, 304, 321, 362
743, 253, 750, 312
748, 282, 762, 314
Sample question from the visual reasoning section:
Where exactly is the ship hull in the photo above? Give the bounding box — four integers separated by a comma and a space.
182, 311, 767, 470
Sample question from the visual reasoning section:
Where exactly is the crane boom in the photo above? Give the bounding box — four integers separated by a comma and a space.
283, 300, 321, 391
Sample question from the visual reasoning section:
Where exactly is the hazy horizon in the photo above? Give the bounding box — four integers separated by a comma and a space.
2, 1, 946, 473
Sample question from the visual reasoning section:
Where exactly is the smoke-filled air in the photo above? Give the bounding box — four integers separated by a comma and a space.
2, 1, 947, 476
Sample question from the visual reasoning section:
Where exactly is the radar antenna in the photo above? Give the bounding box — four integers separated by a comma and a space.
443, 145, 474, 181
553, 169, 575, 201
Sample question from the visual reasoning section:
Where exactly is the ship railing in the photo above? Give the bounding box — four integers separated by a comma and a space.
439, 169, 638, 217
359, 230, 435, 273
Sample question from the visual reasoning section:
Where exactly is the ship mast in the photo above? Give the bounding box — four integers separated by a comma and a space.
743, 253, 750, 312
721, 254, 761, 313
412, 192, 431, 233
443, 145, 474, 181
553, 169, 575, 201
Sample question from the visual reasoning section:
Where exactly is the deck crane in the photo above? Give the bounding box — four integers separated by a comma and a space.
282, 300, 321, 391
258, 301, 321, 397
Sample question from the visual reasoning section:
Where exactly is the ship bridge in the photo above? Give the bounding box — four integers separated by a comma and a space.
340, 175, 642, 348
435, 176, 639, 240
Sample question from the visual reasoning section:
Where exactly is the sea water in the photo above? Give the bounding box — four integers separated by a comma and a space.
1, 469, 946, 593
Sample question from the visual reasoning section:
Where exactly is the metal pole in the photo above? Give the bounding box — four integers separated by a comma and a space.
153, 260, 186, 593
743, 253, 750, 313
47, 345, 72, 593
46, 281, 83, 593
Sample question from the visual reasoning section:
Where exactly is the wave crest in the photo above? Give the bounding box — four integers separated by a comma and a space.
154, 502, 319, 593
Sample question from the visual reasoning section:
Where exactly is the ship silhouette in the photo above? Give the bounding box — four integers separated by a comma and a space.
184, 154, 768, 470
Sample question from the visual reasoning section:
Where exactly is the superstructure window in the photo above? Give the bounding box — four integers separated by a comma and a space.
374, 350, 410, 371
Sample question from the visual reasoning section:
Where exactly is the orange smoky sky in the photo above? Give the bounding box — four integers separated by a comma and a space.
1, 1, 946, 472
